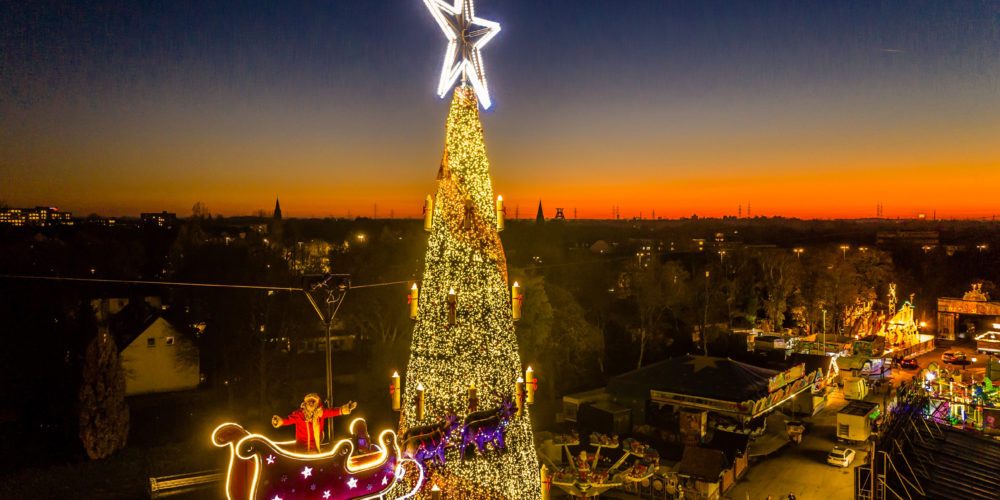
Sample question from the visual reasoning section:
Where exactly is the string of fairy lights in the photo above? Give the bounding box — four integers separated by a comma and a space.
399, 87, 542, 498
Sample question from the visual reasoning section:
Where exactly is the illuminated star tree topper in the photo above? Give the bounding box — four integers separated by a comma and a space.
423, 0, 501, 109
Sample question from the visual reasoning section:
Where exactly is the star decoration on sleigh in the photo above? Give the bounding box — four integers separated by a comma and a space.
423, 0, 501, 109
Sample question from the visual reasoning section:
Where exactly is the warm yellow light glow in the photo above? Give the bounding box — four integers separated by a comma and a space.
392, 371, 402, 410
416, 382, 425, 420
525, 366, 535, 404
409, 283, 420, 320
512, 281, 523, 321
401, 87, 540, 497
424, 195, 435, 232
212, 422, 420, 500
423, 0, 501, 108
496, 195, 505, 232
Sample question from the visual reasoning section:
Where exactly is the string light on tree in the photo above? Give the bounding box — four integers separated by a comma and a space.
401, 79, 541, 500
401, 1, 539, 495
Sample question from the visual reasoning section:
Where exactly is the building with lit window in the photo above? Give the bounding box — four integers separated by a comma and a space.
0, 207, 74, 227
141, 211, 177, 228
94, 297, 201, 396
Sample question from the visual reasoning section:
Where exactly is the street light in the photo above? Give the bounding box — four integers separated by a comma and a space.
821, 309, 827, 354
977, 244, 989, 252
702, 270, 710, 356
859, 246, 868, 253
839, 245, 850, 259
793, 247, 804, 259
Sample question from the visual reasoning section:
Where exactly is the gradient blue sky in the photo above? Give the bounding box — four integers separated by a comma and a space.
2, 1, 998, 218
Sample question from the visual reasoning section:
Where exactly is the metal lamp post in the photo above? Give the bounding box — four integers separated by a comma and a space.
703, 270, 710, 356
822, 309, 827, 354
302, 274, 350, 440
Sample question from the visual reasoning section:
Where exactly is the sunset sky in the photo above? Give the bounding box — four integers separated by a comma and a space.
2, 1, 998, 219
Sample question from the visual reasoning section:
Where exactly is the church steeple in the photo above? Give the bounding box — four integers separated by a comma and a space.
273, 197, 282, 220
535, 200, 544, 224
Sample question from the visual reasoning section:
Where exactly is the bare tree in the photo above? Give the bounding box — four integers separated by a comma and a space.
631, 259, 690, 369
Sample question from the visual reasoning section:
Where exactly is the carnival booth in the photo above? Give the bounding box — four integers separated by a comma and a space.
609, 355, 820, 432
836, 401, 881, 442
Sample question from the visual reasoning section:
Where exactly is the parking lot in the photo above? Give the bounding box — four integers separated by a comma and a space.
728, 343, 990, 500
727, 389, 862, 500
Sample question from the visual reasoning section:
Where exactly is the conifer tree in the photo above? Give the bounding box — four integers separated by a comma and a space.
77, 304, 129, 460
401, 87, 541, 498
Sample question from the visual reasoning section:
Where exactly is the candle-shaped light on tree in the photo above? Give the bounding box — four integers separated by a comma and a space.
525, 366, 536, 404
511, 281, 522, 321
430, 484, 442, 500
409, 283, 420, 320
423, 195, 434, 232
540, 464, 552, 500
391, 371, 401, 411
416, 382, 425, 420
516, 376, 525, 417
496, 195, 505, 232
468, 382, 478, 411
447, 287, 457, 325
462, 198, 474, 230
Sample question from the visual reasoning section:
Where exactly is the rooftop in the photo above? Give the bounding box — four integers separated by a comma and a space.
608, 355, 779, 403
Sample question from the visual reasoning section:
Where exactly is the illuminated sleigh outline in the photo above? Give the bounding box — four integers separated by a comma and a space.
212, 418, 424, 500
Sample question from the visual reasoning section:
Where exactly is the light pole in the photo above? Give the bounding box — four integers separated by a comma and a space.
793, 247, 804, 259
703, 270, 710, 356
839, 244, 850, 259
303, 274, 350, 439
822, 309, 827, 354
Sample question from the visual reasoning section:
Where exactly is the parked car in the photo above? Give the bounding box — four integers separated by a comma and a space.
827, 446, 857, 467
942, 351, 967, 364
897, 357, 919, 369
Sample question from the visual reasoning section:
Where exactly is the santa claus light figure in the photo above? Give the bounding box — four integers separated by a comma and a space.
271, 393, 357, 452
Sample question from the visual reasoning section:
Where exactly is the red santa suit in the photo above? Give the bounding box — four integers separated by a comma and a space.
276, 404, 345, 452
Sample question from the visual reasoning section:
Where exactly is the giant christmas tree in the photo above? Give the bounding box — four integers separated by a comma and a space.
400, 85, 541, 498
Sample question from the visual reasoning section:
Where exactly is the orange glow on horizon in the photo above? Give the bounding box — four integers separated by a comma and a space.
11, 160, 999, 221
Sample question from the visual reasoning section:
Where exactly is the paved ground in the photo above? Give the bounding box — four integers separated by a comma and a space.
727, 390, 860, 500
728, 341, 993, 500
886, 341, 990, 388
